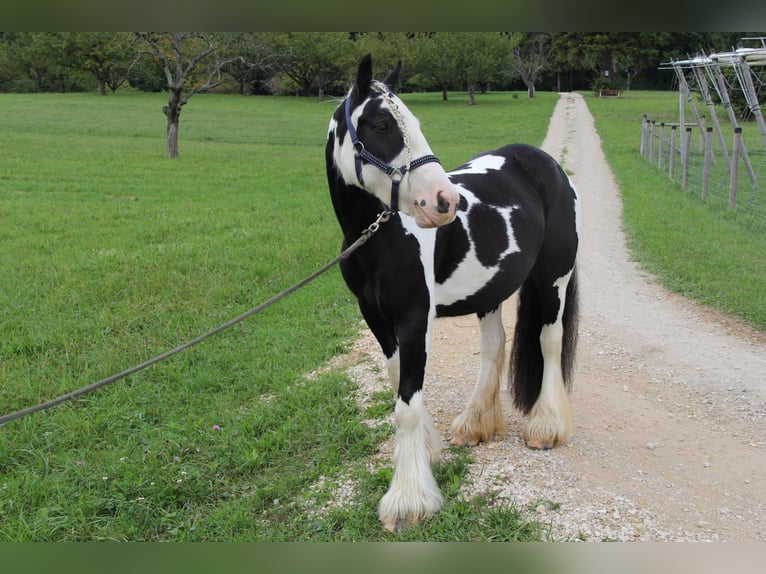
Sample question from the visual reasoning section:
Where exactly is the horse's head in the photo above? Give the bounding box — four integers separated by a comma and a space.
328, 54, 459, 228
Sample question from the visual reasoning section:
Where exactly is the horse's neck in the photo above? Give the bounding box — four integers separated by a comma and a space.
328, 174, 387, 243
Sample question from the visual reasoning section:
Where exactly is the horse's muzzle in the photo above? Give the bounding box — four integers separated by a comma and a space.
412, 188, 459, 228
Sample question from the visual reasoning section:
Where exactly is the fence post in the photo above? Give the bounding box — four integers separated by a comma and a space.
702, 127, 713, 200
682, 127, 692, 190
640, 115, 648, 157
649, 121, 655, 163
729, 127, 741, 208
658, 123, 665, 170
669, 125, 677, 179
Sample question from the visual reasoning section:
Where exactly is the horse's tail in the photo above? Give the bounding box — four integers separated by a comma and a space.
510, 266, 579, 413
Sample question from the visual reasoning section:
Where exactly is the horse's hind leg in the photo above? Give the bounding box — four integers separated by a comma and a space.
450, 307, 508, 446
523, 271, 576, 450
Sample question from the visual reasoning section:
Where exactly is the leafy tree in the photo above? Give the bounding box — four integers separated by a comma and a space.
452, 32, 520, 105
126, 53, 165, 92
220, 32, 275, 96
510, 33, 552, 98
414, 32, 461, 101
135, 32, 238, 158
5, 32, 89, 92
413, 33, 520, 103
0, 33, 27, 91
553, 32, 614, 81
267, 32, 354, 98
69, 32, 138, 95
609, 33, 663, 91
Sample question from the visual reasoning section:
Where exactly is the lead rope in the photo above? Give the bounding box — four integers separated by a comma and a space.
0, 211, 393, 428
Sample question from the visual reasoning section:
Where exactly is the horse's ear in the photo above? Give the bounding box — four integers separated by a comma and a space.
352, 53, 373, 104
382, 60, 402, 94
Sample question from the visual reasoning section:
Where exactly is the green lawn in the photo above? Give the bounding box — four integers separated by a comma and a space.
0, 89, 557, 541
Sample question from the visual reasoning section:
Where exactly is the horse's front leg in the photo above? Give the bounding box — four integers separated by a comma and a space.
450, 306, 508, 446
378, 323, 443, 532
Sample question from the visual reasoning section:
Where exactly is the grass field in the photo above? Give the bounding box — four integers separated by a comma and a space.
0, 90, 558, 541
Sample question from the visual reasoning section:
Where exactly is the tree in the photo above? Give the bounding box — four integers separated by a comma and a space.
6, 32, 87, 93
553, 33, 614, 80
135, 32, 237, 158
552, 32, 668, 90
510, 33, 552, 98
267, 32, 353, 98
608, 33, 662, 91
70, 32, 138, 95
221, 32, 275, 96
415, 33, 461, 101
0, 33, 27, 91
452, 32, 520, 105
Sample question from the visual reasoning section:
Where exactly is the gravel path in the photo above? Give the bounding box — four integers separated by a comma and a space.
329, 92, 766, 541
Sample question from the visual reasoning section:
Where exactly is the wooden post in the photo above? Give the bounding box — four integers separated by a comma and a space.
649, 121, 655, 163
658, 123, 665, 170
640, 114, 648, 157
729, 127, 741, 208
702, 127, 713, 200
669, 125, 677, 179
679, 80, 686, 161
711, 60, 757, 186
682, 127, 692, 190
693, 63, 728, 169
736, 55, 766, 163
675, 64, 707, 155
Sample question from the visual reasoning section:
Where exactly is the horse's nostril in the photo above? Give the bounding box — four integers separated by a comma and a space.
436, 192, 451, 214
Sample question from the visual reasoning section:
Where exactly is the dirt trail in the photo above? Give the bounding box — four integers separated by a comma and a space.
343, 93, 766, 541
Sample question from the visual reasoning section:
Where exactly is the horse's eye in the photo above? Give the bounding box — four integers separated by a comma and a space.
374, 121, 389, 134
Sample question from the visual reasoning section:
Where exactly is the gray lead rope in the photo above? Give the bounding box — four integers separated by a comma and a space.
0, 211, 392, 428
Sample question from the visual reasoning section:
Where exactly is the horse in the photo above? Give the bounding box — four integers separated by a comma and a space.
325, 54, 580, 531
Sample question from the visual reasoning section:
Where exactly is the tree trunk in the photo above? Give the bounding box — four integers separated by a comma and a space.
166, 117, 179, 158
441, 84, 448, 101
163, 93, 182, 158
521, 76, 535, 98
468, 83, 476, 106
98, 79, 106, 96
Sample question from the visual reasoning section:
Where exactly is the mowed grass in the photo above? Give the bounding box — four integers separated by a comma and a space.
0, 90, 557, 541
585, 91, 766, 330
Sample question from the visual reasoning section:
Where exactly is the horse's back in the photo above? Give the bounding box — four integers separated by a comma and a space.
448, 143, 572, 206
433, 143, 577, 317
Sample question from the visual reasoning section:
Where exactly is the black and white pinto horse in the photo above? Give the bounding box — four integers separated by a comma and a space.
325, 55, 580, 531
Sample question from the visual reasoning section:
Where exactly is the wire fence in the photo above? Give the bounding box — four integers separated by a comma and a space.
640, 116, 766, 232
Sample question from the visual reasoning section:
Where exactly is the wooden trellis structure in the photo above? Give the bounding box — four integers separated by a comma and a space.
650, 37, 766, 208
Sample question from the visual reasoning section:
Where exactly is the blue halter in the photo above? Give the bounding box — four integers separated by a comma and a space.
344, 96, 441, 212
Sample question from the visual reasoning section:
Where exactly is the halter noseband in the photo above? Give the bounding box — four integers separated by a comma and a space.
344, 94, 440, 212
